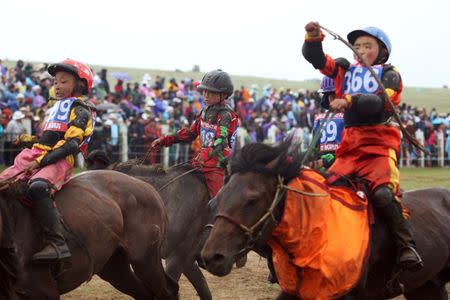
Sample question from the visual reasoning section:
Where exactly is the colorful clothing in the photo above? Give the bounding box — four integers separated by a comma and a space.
303, 41, 403, 194
268, 169, 370, 299
0, 148, 71, 189
0, 97, 96, 190
160, 103, 238, 197
313, 112, 344, 153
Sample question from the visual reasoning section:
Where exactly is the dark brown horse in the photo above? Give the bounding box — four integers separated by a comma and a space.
108, 161, 213, 300
201, 141, 450, 300
0, 170, 178, 300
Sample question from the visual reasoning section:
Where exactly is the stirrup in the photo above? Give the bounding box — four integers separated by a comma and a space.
32, 243, 71, 261
398, 246, 423, 271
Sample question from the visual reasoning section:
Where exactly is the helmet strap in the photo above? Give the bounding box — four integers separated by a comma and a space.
219, 93, 228, 102
374, 41, 388, 64
72, 79, 87, 96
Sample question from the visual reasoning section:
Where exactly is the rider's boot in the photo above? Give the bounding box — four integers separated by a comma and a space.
28, 180, 71, 261
372, 186, 423, 271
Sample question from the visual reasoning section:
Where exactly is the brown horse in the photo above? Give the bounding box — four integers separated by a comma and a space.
0, 170, 178, 300
201, 141, 450, 300
107, 160, 213, 300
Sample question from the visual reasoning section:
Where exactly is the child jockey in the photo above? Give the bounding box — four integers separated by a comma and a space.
0, 59, 96, 261
302, 22, 423, 271
151, 69, 239, 199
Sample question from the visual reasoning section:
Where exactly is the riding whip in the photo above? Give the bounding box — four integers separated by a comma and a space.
318, 24, 428, 154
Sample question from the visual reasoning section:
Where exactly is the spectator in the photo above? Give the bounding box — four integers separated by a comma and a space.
4, 110, 26, 165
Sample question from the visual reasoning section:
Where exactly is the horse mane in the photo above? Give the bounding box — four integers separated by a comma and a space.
111, 160, 205, 182
111, 160, 167, 176
0, 185, 23, 295
228, 139, 302, 182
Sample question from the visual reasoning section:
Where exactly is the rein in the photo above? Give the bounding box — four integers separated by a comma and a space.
0, 169, 29, 192
213, 175, 328, 253
157, 166, 199, 192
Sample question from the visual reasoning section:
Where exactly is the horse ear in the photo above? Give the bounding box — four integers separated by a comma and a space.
265, 155, 282, 171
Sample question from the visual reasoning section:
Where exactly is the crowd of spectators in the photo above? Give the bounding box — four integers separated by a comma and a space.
1, 59, 449, 167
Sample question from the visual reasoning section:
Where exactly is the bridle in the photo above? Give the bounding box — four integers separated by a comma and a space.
211, 174, 328, 255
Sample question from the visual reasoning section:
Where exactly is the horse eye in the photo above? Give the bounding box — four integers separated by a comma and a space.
245, 198, 258, 207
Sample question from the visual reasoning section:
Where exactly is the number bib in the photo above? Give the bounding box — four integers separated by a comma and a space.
229, 129, 237, 150
44, 98, 78, 132
200, 121, 218, 148
313, 113, 344, 152
343, 65, 383, 95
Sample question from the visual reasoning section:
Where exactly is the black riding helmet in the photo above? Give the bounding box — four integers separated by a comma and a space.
197, 69, 234, 98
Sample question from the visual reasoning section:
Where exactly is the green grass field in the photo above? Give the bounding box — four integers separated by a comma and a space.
3, 59, 450, 112
400, 167, 450, 190
2, 166, 447, 190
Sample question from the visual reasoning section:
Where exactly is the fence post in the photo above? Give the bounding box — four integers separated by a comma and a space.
76, 152, 84, 169
415, 129, 425, 168
437, 130, 444, 167
406, 146, 411, 167
161, 124, 169, 168
399, 143, 404, 168
120, 123, 128, 162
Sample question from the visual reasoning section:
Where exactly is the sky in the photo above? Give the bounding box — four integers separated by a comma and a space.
2, 0, 450, 88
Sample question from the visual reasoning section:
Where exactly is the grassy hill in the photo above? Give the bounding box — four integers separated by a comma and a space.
4, 59, 450, 112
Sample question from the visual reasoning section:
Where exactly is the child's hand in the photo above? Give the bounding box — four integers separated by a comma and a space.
329, 98, 348, 112
24, 161, 39, 175
305, 22, 321, 37
193, 153, 205, 167
151, 138, 162, 151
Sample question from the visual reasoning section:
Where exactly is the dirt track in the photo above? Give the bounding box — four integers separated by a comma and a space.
61, 252, 414, 300
62, 252, 279, 299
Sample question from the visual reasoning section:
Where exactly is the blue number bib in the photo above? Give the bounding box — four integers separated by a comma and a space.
44, 98, 78, 132
313, 113, 344, 152
343, 65, 383, 95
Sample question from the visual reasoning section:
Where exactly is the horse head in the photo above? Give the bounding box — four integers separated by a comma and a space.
201, 140, 301, 276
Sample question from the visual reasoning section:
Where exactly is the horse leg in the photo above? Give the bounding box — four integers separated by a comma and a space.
404, 280, 448, 300
129, 245, 179, 300
17, 266, 59, 300
97, 248, 150, 300
183, 262, 212, 300
165, 255, 186, 282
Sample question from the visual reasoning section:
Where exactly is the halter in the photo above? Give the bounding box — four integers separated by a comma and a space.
212, 175, 328, 254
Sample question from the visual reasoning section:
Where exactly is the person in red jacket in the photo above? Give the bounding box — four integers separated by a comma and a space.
302, 22, 422, 271
151, 70, 238, 198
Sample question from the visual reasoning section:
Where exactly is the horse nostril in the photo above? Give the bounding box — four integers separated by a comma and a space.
211, 253, 225, 263
204, 252, 225, 266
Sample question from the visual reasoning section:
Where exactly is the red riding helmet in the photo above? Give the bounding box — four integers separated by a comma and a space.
48, 59, 93, 93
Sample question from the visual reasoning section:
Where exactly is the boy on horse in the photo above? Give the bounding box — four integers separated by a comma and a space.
151, 69, 238, 199
302, 22, 423, 271
0, 59, 96, 261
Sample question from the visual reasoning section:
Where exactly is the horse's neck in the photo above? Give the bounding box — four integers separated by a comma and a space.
142, 172, 171, 189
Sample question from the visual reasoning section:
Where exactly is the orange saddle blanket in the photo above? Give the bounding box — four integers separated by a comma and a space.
267, 169, 370, 299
